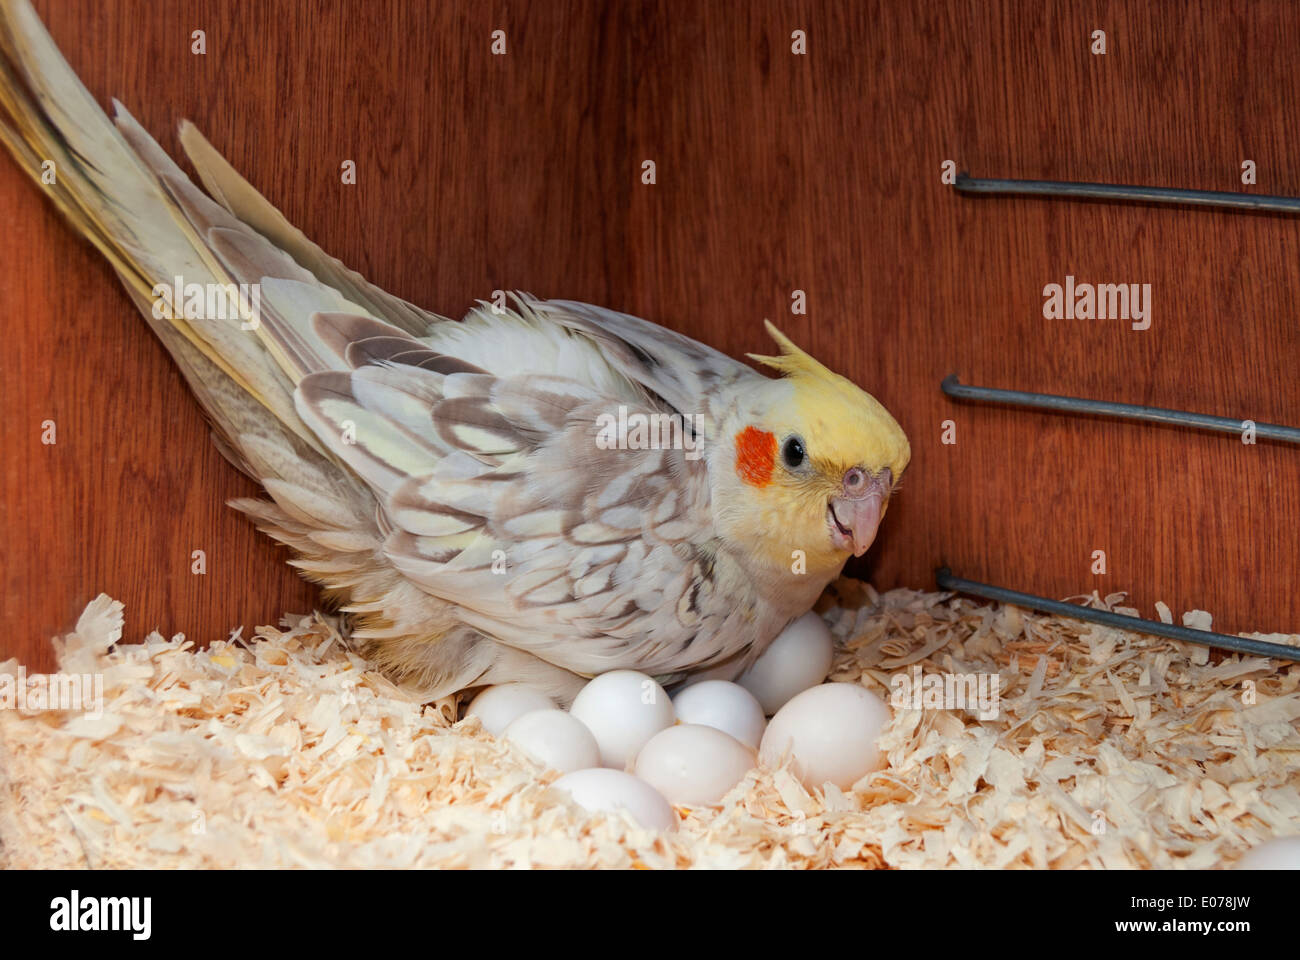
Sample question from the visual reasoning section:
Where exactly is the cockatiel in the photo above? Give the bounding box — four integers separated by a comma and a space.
0, 0, 909, 704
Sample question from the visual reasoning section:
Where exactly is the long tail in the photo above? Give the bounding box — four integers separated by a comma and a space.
0, 0, 447, 438
0, 0, 607, 703
0, 0, 436, 604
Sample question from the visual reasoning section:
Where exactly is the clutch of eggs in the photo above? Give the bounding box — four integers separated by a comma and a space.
460, 610, 892, 828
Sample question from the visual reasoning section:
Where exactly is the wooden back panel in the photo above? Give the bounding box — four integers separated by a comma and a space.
4, 0, 1296, 671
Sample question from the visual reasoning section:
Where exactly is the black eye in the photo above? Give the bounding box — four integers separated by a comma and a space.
782, 435, 806, 469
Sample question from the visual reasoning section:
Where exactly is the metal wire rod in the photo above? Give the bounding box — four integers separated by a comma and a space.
942, 375, 1300, 444
936, 569, 1300, 662
954, 173, 1300, 213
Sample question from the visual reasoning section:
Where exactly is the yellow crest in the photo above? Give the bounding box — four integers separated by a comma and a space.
746, 320, 911, 479
746, 320, 838, 381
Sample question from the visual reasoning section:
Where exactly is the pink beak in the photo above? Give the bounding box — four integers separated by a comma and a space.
829, 468, 891, 557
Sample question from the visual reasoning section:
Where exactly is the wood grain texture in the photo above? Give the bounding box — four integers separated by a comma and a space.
3, 0, 1297, 672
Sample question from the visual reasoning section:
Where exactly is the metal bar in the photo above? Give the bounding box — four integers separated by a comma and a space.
942, 375, 1300, 444
954, 173, 1300, 214
936, 569, 1300, 662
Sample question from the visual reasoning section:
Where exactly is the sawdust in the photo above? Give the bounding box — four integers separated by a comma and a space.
1, 582, 1296, 868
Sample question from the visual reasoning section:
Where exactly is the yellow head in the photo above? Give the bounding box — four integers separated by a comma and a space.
710, 321, 910, 577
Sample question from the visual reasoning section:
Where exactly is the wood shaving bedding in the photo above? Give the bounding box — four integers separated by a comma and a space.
1, 582, 1296, 868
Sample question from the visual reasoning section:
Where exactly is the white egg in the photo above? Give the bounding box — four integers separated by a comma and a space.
464, 684, 555, 736
672, 680, 767, 749
568, 670, 675, 769
634, 724, 756, 806
1233, 835, 1300, 869
738, 611, 835, 714
504, 709, 601, 774
552, 768, 677, 831
759, 682, 891, 790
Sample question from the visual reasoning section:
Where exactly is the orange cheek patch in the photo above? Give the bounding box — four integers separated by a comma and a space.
734, 426, 776, 487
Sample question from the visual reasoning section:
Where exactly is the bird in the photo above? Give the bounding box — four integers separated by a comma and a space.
0, 0, 909, 704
